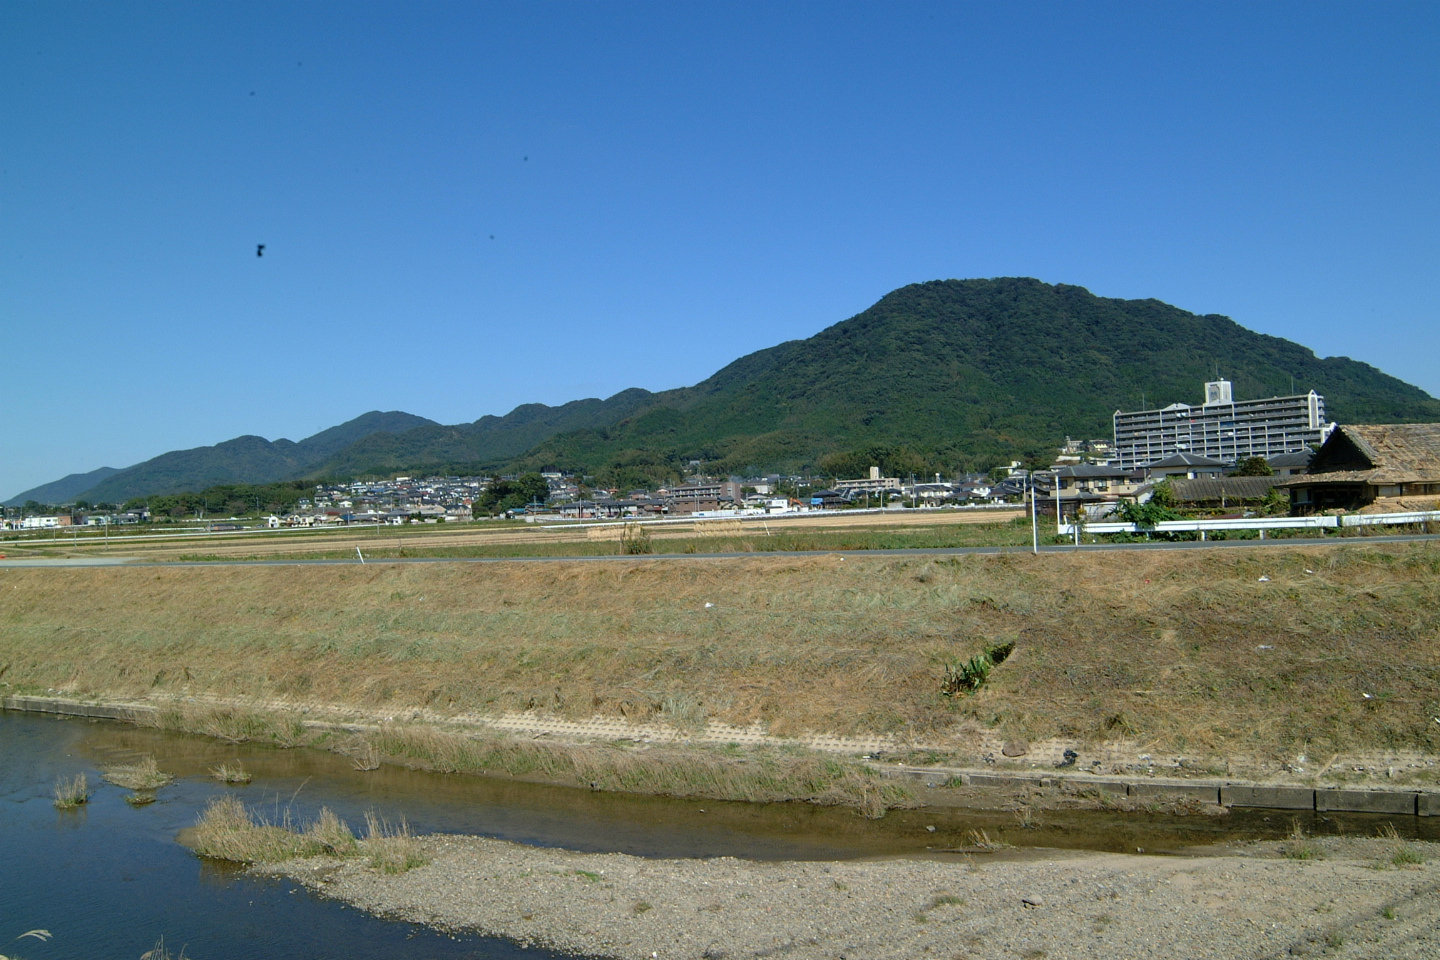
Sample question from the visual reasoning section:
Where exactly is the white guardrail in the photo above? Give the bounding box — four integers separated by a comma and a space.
1059, 510, 1440, 537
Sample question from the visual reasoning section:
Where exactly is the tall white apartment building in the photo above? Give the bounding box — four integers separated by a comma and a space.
1112, 380, 1333, 471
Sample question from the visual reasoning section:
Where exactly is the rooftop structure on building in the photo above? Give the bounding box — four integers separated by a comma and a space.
1113, 380, 1333, 471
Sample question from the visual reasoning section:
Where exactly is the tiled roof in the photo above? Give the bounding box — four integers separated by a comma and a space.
1144, 452, 1229, 469
1169, 476, 1284, 502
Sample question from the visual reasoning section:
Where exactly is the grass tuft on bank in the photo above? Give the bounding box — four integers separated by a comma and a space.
53, 772, 89, 810
188, 796, 427, 873
102, 755, 174, 791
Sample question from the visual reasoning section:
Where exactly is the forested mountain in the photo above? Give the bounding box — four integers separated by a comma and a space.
5, 411, 438, 506
508, 278, 1440, 483
310, 389, 658, 478
12, 278, 1440, 503
6, 466, 122, 507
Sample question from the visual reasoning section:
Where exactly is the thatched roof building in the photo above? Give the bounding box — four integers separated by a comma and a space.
1283, 423, 1440, 513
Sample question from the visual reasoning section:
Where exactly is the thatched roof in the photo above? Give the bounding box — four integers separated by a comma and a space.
1284, 423, 1440, 486
1170, 476, 1285, 502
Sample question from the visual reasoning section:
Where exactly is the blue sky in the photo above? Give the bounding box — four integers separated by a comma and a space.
3, 2, 1437, 500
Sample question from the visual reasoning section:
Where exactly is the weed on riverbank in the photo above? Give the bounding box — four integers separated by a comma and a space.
210, 761, 252, 784
366, 725, 915, 817
188, 796, 426, 873
102, 755, 174, 791
53, 773, 89, 809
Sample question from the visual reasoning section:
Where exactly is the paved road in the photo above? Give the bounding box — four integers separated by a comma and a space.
2, 532, 1437, 568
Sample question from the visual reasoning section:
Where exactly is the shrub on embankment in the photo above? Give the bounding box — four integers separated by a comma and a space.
1, 545, 1438, 762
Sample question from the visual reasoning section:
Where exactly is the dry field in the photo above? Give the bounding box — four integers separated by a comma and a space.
0, 507, 1024, 561
2, 541, 1438, 780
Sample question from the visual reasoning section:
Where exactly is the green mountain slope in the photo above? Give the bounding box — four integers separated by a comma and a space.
3, 466, 122, 507
70, 411, 438, 503
511, 278, 1440, 480
311, 389, 657, 477
15, 278, 1438, 503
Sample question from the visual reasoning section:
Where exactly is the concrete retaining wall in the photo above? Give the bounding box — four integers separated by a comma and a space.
1316, 789, 1417, 816
2, 695, 156, 724
893, 765, 1438, 816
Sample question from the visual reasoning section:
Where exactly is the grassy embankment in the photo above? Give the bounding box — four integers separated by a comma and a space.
3, 542, 1438, 806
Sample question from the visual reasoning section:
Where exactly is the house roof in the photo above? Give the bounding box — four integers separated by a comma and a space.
1266, 450, 1314, 469
1169, 476, 1285, 502
1144, 452, 1229, 469
1284, 423, 1440, 486
1052, 464, 1130, 478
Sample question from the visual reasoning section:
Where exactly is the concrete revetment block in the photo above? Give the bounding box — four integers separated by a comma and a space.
1220, 784, 1314, 810
1314, 789, 1416, 815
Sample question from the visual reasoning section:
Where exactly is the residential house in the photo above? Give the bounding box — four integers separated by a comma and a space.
1283, 423, 1440, 514
1143, 453, 1229, 480
1050, 464, 1141, 496
1266, 450, 1313, 476
1167, 476, 1285, 510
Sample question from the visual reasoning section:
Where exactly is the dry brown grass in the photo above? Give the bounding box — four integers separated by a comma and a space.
3, 543, 1438, 766
365, 724, 912, 816
53, 772, 89, 809
188, 796, 425, 873
189, 795, 358, 862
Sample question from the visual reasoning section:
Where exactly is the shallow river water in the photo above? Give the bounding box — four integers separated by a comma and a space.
2, 711, 1433, 959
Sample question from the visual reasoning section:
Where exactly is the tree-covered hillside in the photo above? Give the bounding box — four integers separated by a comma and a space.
46, 411, 439, 504
13, 278, 1439, 502
507, 278, 1440, 483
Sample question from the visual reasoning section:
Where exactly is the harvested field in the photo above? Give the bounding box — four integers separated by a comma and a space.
1, 543, 1438, 782
0, 507, 1026, 561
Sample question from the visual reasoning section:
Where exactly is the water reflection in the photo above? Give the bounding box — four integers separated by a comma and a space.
0, 712, 557, 960
2, 709, 1434, 960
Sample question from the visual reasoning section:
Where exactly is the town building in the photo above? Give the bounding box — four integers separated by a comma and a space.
661, 480, 744, 504
833, 466, 902, 497
1113, 380, 1332, 471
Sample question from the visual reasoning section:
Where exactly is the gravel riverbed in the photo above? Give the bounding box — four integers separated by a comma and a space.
262, 833, 1440, 959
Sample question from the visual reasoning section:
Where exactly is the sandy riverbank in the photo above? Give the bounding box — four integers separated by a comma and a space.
263, 833, 1440, 960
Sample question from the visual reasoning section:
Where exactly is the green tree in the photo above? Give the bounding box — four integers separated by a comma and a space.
1231, 456, 1274, 476
475, 473, 551, 515
1118, 481, 1180, 526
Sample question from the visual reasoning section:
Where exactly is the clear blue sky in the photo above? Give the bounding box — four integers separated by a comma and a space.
3, 2, 1437, 500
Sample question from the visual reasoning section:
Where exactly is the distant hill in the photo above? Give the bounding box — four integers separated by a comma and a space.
13, 278, 1440, 502
310, 389, 658, 478
5, 466, 122, 507
4, 411, 438, 506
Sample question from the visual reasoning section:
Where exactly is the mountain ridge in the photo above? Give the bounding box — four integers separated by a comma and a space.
10, 278, 1439, 504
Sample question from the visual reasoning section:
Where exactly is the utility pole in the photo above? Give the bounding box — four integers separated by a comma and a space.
1030, 474, 1039, 555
